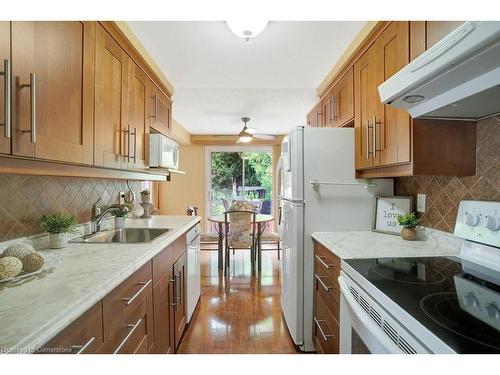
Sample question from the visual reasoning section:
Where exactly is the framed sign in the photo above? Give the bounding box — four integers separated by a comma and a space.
373, 196, 413, 235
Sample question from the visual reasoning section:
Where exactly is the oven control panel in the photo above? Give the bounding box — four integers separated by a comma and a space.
454, 200, 500, 248
454, 274, 500, 331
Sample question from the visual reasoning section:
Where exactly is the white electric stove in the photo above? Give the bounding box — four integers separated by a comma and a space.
338, 200, 500, 354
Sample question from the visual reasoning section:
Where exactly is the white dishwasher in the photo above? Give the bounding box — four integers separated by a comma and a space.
185, 224, 201, 323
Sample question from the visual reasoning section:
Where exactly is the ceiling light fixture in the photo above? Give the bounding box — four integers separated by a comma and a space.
226, 20, 269, 41
237, 117, 253, 143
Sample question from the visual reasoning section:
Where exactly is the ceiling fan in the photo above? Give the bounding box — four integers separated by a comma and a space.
236, 117, 277, 143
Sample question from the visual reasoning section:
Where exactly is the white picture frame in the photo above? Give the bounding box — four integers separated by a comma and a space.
373, 196, 413, 235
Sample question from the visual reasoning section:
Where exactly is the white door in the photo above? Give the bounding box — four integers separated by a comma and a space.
280, 198, 304, 345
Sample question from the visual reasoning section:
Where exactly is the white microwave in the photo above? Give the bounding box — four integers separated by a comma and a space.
149, 133, 180, 170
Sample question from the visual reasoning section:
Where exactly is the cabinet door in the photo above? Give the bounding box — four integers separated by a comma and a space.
43, 302, 103, 354
124, 59, 149, 170
94, 24, 128, 168
149, 84, 172, 136
321, 94, 332, 127
173, 253, 186, 350
374, 21, 410, 167
354, 46, 376, 169
153, 273, 174, 354
333, 67, 354, 127
11, 21, 94, 164
0, 22, 10, 155
307, 102, 322, 127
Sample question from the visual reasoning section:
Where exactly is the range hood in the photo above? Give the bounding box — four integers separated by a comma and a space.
378, 21, 500, 120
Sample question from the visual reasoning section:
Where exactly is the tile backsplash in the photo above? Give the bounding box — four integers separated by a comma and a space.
395, 115, 500, 232
0, 175, 151, 242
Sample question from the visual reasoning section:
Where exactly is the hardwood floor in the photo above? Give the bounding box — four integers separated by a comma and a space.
178, 248, 298, 354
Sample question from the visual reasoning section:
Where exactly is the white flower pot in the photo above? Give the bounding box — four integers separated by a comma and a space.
50, 233, 67, 249
141, 194, 151, 203
115, 217, 125, 229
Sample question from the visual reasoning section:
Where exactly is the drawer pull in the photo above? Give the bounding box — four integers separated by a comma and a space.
315, 255, 333, 269
314, 317, 334, 341
315, 274, 333, 291
113, 318, 142, 354
175, 271, 182, 312
122, 279, 152, 306
72, 336, 96, 354
170, 278, 176, 308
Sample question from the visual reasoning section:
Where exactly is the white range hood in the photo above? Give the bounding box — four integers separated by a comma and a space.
378, 21, 500, 120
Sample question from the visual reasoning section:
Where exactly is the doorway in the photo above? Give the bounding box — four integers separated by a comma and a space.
205, 146, 273, 231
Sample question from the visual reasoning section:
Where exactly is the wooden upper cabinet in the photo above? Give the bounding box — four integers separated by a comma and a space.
307, 102, 322, 127
374, 21, 410, 167
332, 67, 354, 127
354, 45, 377, 170
94, 24, 128, 169
123, 58, 149, 170
0, 22, 10, 155
11, 21, 94, 164
149, 83, 172, 136
410, 21, 465, 61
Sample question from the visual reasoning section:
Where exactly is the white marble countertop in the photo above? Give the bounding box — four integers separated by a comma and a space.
311, 229, 462, 260
0, 215, 200, 353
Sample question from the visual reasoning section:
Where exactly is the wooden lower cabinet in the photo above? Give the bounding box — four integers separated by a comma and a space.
42, 302, 103, 354
313, 239, 341, 354
42, 235, 189, 354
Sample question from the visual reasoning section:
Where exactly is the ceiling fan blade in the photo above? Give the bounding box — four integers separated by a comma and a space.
245, 127, 257, 134
253, 134, 277, 140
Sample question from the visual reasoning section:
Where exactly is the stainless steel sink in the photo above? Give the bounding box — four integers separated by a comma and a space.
70, 228, 170, 244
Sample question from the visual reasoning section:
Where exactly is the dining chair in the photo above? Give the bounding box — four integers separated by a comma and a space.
186, 206, 220, 251
223, 210, 256, 276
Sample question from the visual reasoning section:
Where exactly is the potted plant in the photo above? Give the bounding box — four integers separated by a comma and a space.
40, 213, 78, 249
140, 189, 151, 204
111, 203, 133, 229
397, 212, 421, 241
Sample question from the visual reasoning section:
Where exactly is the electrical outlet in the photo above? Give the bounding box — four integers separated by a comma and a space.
417, 194, 426, 213
119, 191, 125, 205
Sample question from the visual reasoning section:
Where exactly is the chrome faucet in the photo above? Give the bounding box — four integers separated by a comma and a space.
91, 198, 122, 234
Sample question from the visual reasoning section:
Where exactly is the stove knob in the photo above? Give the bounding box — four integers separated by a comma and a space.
464, 212, 480, 227
464, 293, 479, 308
484, 215, 500, 231
486, 304, 500, 320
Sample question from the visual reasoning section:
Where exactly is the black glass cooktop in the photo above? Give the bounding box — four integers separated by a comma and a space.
344, 256, 500, 353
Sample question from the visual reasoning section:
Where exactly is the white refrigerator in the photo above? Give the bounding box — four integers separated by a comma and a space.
279, 127, 393, 351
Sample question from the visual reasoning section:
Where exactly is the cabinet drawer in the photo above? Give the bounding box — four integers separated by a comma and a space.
103, 262, 152, 338
99, 292, 154, 354
314, 291, 339, 354
314, 263, 340, 324
42, 302, 103, 354
314, 241, 341, 281
152, 244, 173, 285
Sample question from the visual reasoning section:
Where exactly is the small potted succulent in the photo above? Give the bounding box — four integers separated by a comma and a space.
40, 213, 78, 249
111, 203, 133, 229
140, 189, 151, 204
397, 212, 421, 241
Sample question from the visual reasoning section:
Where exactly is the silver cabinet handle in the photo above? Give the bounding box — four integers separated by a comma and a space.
329, 96, 333, 125
365, 119, 370, 159
175, 271, 181, 312
113, 318, 142, 354
314, 317, 334, 341
20, 73, 36, 143
316, 110, 321, 127
150, 93, 158, 120
315, 254, 333, 269
372, 115, 382, 159
169, 278, 177, 308
132, 127, 137, 164
0, 59, 11, 138
122, 279, 152, 306
72, 336, 96, 354
127, 124, 131, 162
315, 274, 333, 291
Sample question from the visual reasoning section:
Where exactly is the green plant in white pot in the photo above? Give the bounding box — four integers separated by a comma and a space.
140, 189, 151, 204
40, 213, 78, 249
111, 203, 133, 229
397, 212, 421, 241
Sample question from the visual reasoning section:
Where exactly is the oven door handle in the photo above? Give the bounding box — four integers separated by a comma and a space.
337, 275, 403, 354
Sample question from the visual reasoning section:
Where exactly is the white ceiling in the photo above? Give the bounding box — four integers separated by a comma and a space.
127, 21, 366, 135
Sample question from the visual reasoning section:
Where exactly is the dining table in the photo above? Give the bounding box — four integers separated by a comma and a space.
207, 213, 274, 272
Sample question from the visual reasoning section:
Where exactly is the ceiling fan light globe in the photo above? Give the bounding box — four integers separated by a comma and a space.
226, 20, 269, 41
